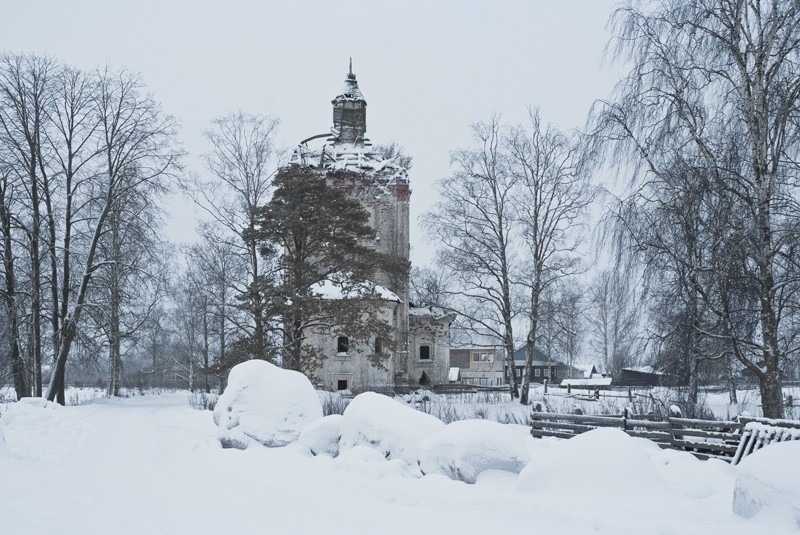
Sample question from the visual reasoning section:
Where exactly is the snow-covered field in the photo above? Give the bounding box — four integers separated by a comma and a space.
1, 383, 798, 534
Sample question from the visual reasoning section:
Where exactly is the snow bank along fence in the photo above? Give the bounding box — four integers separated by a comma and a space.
530, 410, 800, 463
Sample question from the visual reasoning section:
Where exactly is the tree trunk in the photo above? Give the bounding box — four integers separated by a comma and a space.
46, 186, 115, 404
107, 272, 122, 397
203, 296, 210, 393
29, 183, 43, 398
725, 353, 737, 405
1, 188, 30, 399
47, 319, 75, 405
520, 280, 541, 405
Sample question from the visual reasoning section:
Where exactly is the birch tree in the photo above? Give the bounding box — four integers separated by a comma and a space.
186, 112, 281, 361
593, 0, 800, 417
508, 111, 593, 405
183, 226, 245, 376
421, 117, 521, 397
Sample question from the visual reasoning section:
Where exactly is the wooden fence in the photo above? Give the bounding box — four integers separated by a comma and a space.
529, 411, 799, 462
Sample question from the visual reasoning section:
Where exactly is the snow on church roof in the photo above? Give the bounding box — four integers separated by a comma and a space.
409, 306, 454, 321
335, 61, 364, 101
291, 139, 409, 186
290, 61, 409, 192
311, 277, 401, 303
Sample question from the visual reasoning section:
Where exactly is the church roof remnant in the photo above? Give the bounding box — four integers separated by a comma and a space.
291, 61, 410, 200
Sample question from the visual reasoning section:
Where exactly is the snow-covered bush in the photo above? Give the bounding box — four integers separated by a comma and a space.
733, 441, 800, 528
213, 360, 322, 449
189, 391, 218, 411
416, 419, 530, 483
298, 414, 343, 457
318, 391, 350, 416
339, 391, 444, 462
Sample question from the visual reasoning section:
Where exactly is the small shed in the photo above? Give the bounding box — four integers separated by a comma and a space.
572, 363, 599, 379
617, 367, 664, 387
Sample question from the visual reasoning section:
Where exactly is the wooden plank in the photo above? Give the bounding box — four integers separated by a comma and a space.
530, 413, 622, 426
731, 428, 754, 465
531, 429, 578, 439
531, 421, 596, 433
625, 419, 671, 431
669, 428, 740, 441
739, 417, 800, 429
672, 439, 739, 455
669, 417, 741, 430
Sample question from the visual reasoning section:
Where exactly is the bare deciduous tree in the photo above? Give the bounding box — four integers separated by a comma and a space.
46, 66, 181, 403
508, 110, 593, 405
185, 112, 281, 361
592, 0, 800, 417
421, 117, 521, 397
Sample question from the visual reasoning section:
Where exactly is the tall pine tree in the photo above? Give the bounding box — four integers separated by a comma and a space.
248, 164, 407, 375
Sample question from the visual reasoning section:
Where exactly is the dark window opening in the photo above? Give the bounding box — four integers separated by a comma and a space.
419, 345, 430, 360
337, 379, 348, 391
337, 336, 349, 354
375, 337, 383, 354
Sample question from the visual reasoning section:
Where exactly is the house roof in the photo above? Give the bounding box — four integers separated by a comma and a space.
561, 377, 613, 387
621, 367, 663, 376
573, 363, 598, 378
512, 345, 550, 363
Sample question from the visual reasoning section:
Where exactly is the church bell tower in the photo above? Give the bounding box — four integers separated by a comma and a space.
331, 59, 367, 145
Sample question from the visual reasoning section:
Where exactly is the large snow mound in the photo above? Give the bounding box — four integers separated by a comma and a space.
298, 414, 343, 457
518, 427, 672, 507
0, 397, 62, 426
417, 419, 530, 483
733, 440, 800, 528
213, 360, 322, 448
339, 392, 444, 463
0, 423, 7, 459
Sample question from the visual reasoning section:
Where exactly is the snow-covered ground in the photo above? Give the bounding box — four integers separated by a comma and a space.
1, 389, 797, 534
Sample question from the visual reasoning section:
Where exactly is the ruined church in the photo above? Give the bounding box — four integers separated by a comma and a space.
291, 64, 453, 391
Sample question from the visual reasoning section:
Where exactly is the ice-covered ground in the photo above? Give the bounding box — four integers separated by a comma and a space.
1, 390, 797, 534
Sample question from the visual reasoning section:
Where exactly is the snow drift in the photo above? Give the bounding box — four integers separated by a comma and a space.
0, 422, 7, 459
517, 427, 673, 507
733, 440, 800, 528
213, 360, 323, 448
339, 391, 444, 462
416, 419, 530, 483
0, 390, 795, 534
298, 414, 343, 457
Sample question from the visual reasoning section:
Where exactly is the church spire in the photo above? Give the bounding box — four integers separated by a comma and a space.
331, 59, 367, 144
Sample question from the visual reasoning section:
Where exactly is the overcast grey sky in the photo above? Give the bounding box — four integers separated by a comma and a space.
5, 0, 623, 266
